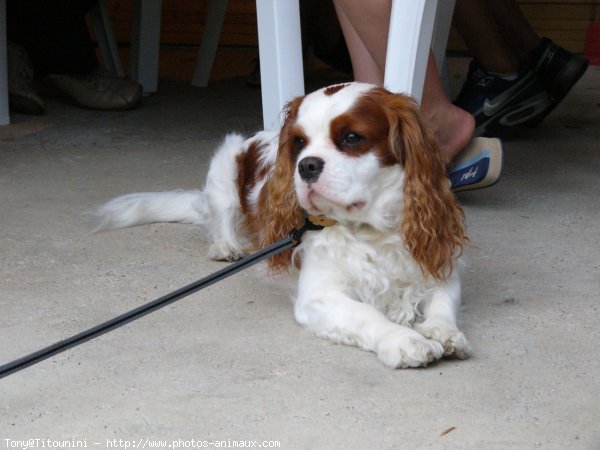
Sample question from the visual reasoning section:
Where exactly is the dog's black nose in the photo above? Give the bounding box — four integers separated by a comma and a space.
298, 157, 324, 183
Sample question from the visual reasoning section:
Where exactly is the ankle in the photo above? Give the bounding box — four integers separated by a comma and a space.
422, 103, 475, 163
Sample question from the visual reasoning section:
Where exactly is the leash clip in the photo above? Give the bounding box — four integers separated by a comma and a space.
290, 215, 336, 246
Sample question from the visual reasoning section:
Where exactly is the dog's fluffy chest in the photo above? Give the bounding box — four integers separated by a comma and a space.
300, 225, 433, 325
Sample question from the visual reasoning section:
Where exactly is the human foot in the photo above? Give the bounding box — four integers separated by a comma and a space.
422, 102, 475, 163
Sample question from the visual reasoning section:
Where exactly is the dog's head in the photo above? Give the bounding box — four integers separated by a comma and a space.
262, 82, 467, 279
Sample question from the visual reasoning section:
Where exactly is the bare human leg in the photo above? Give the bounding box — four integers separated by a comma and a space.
453, 0, 520, 74
332, 0, 474, 161
484, 0, 541, 64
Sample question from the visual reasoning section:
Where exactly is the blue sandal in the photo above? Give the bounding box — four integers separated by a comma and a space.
448, 137, 504, 192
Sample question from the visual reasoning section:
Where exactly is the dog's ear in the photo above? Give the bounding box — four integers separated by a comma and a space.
382, 91, 468, 280
257, 96, 305, 274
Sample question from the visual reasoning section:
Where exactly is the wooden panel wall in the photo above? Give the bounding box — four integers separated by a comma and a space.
106, 0, 258, 47
448, 1, 599, 53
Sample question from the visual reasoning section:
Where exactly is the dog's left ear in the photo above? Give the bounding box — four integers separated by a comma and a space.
381, 91, 468, 280
257, 96, 305, 274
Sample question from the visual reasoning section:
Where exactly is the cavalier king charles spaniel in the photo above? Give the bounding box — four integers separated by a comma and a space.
95, 82, 471, 368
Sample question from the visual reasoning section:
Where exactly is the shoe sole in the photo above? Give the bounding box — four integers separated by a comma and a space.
449, 137, 504, 192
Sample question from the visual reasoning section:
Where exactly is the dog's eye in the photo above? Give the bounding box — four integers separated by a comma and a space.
293, 136, 306, 151
341, 132, 364, 146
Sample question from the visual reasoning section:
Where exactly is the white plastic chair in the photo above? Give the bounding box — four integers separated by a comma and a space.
90, 0, 124, 77
91, 0, 162, 94
190, 0, 455, 129
189, 0, 304, 131
385, 0, 456, 104
254, 0, 305, 131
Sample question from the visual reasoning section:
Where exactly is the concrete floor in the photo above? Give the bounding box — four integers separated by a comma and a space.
1, 61, 599, 449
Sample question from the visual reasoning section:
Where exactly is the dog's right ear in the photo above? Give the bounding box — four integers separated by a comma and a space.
257, 96, 306, 274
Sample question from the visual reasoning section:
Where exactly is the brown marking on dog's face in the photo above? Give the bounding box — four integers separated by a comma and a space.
328, 94, 397, 166
323, 83, 350, 96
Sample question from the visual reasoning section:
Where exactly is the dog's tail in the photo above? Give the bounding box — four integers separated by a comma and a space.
92, 189, 209, 231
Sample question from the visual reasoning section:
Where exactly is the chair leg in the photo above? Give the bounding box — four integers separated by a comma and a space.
256, 0, 304, 131
90, 0, 125, 77
191, 0, 229, 88
431, 0, 456, 97
131, 0, 162, 94
0, 0, 10, 125
384, 0, 438, 104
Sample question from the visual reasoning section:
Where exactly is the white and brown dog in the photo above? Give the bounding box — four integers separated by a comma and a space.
95, 82, 471, 368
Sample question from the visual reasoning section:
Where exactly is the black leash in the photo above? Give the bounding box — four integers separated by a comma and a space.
0, 216, 334, 380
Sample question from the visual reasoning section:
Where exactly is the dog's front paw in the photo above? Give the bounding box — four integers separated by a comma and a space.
207, 239, 245, 262
415, 321, 471, 359
377, 329, 444, 369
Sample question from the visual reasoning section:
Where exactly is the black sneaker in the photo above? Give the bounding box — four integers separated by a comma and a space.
525, 37, 589, 126
454, 60, 551, 137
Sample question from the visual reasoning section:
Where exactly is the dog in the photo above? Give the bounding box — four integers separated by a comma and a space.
94, 82, 471, 368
